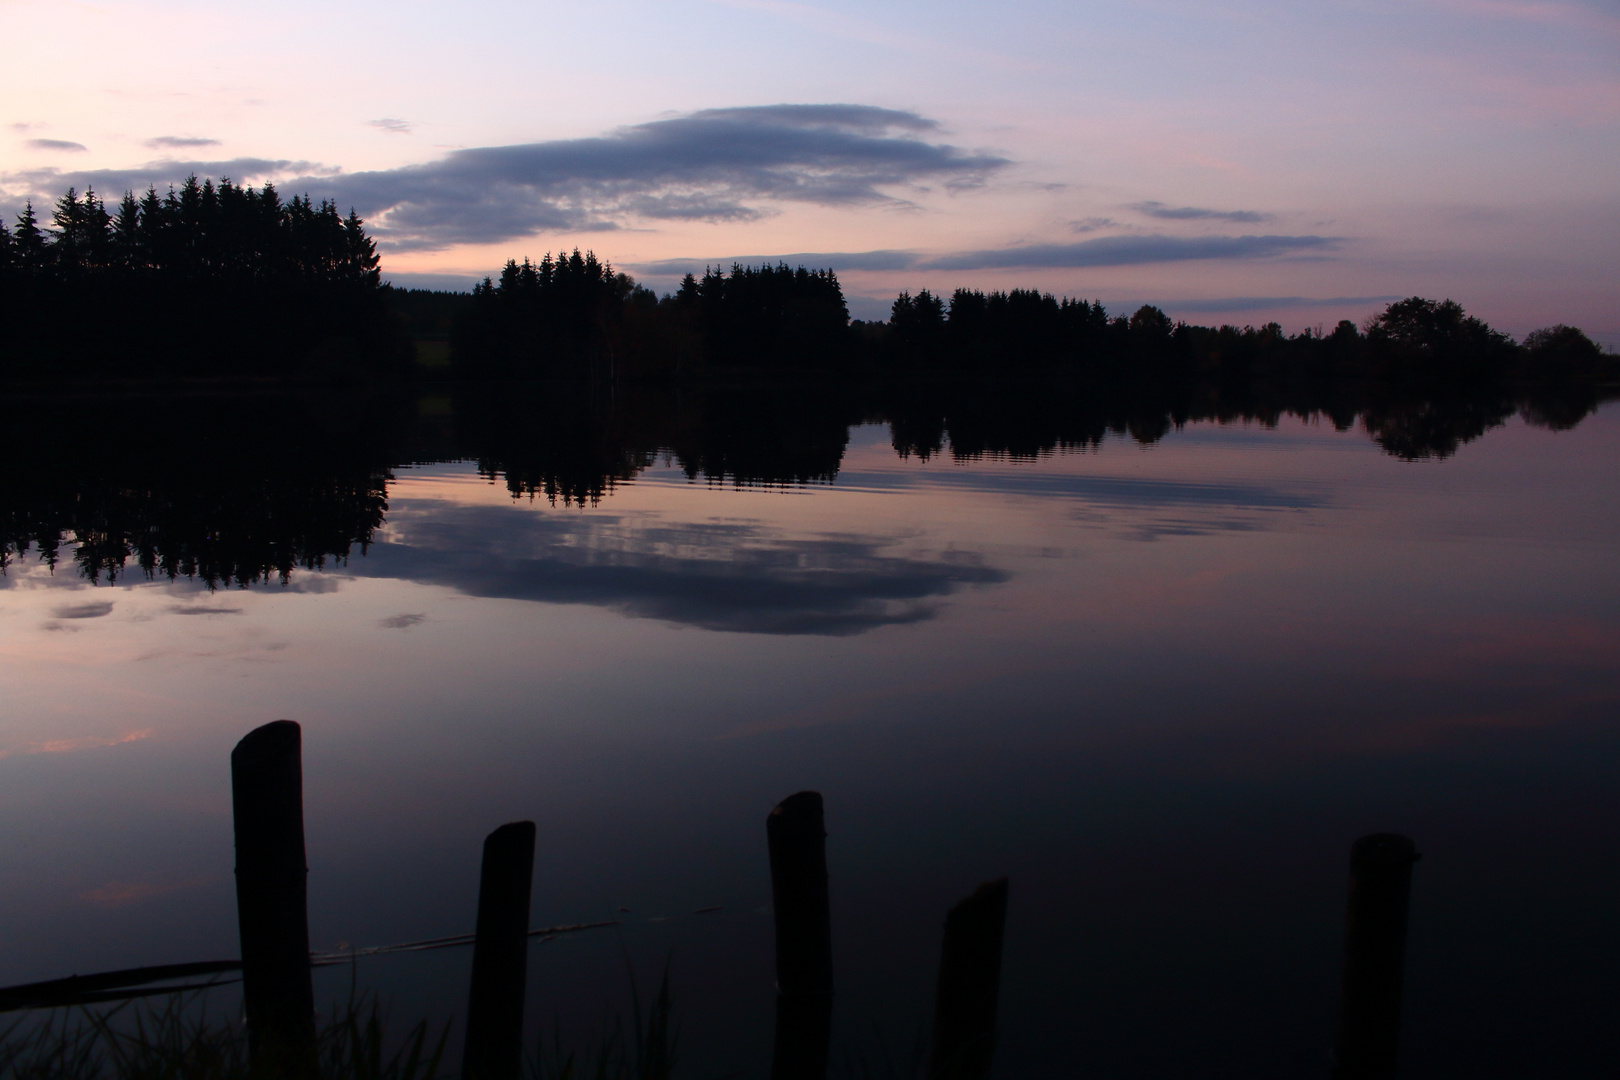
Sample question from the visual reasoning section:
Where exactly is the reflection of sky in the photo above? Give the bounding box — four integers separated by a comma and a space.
361, 500, 1006, 635
1, 412, 1618, 1075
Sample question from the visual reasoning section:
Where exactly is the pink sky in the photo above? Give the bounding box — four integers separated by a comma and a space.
3, 0, 1616, 340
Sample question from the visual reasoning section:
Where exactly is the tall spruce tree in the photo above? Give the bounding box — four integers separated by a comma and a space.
13, 202, 47, 269
112, 191, 141, 271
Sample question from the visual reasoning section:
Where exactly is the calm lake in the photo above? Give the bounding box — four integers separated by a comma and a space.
1, 384, 1616, 1077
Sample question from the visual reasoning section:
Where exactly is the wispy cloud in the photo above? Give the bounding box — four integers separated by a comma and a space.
1425, 0, 1620, 37
367, 119, 414, 135
1128, 200, 1270, 224
1071, 216, 1120, 233
52, 600, 114, 619
919, 233, 1338, 270
145, 135, 220, 149
26, 138, 87, 153
2, 157, 330, 201
81, 874, 211, 907
0, 728, 153, 762
167, 603, 245, 615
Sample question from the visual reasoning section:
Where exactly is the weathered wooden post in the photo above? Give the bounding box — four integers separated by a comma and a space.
462, 821, 537, 1080
767, 791, 832, 1080
1331, 833, 1420, 1080
231, 720, 316, 1072
927, 878, 1009, 1080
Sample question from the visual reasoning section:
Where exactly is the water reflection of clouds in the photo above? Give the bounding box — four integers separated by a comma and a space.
361, 502, 1007, 636
835, 467, 1326, 540
841, 469, 1325, 508
0, 728, 153, 762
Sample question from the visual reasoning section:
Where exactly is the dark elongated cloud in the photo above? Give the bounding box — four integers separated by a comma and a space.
367, 119, 413, 135
318, 105, 1009, 251
52, 600, 114, 619
3, 106, 1006, 252
632, 233, 1340, 279
145, 136, 220, 149
1161, 294, 1399, 313
919, 233, 1337, 270
1129, 200, 1269, 223
26, 139, 86, 153
355, 503, 1006, 635
630, 249, 919, 276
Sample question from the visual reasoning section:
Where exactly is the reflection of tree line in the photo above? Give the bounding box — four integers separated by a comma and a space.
455, 383, 857, 505
0, 377, 1611, 586
0, 395, 403, 587
876, 377, 1608, 463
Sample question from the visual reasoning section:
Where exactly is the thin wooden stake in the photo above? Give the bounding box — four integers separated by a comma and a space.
1332, 833, 1420, 1080
462, 821, 537, 1080
231, 719, 316, 1072
928, 878, 1009, 1080
768, 791, 832, 1080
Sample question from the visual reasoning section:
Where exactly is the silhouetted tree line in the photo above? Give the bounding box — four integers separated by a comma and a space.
450, 258, 850, 380
451, 250, 648, 381
878, 291, 1613, 384
445, 250, 1613, 390
0, 177, 410, 378
4, 173, 1607, 392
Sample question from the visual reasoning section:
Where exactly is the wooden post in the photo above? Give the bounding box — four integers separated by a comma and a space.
927, 879, 1009, 1080
768, 792, 832, 1080
1332, 834, 1419, 1080
462, 821, 537, 1080
231, 720, 316, 1072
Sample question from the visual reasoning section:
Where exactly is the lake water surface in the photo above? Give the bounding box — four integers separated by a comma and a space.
1, 390, 1616, 1077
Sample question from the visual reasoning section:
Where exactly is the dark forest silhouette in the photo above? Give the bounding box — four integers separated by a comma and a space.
0, 177, 409, 377
3, 178, 1612, 388
441, 248, 1613, 386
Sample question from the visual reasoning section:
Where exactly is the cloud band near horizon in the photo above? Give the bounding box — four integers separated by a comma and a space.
3, 105, 1007, 252
628, 233, 1339, 278
2, 105, 1331, 272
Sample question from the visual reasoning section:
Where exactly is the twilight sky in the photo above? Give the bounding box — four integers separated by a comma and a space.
3, 0, 1616, 339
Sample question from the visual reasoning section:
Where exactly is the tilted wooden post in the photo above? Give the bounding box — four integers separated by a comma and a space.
231, 720, 316, 1072
1332, 833, 1420, 1080
462, 821, 537, 1080
928, 878, 1009, 1080
768, 791, 832, 1080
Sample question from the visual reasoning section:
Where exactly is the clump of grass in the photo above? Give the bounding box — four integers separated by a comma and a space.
530, 959, 677, 1080
834, 1018, 928, 1080
0, 994, 448, 1080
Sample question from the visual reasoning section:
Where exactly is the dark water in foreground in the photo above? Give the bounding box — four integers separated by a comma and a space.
0, 385, 1616, 1077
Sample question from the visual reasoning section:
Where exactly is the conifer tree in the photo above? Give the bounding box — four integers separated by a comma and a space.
342, 209, 379, 285
13, 202, 47, 269
113, 191, 141, 271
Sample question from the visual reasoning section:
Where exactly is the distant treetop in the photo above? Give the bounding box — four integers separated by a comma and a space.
0, 175, 380, 286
